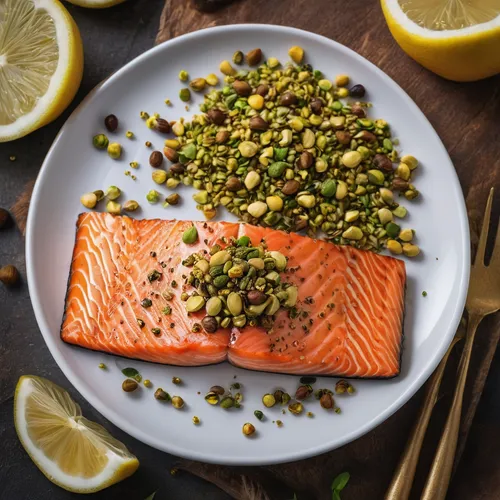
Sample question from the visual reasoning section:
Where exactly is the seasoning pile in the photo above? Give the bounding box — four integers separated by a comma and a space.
163, 46, 421, 255
181, 229, 298, 333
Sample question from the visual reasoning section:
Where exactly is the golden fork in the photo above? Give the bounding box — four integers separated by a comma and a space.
386, 187, 500, 500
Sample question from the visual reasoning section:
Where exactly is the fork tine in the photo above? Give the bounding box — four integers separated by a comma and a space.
491, 214, 500, 266
475, 187, 494, 266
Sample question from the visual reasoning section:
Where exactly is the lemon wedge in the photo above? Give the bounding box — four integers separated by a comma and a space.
0, 0, 83, 142
64, 0, 126, 8
14, 376, 139, 493
381, 0, 500, 81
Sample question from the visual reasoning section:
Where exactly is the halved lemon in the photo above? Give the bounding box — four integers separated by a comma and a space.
381, 0, 500, 81
14, 376, 139, 493
64, 0, 127, 8
0, 0, 83, 142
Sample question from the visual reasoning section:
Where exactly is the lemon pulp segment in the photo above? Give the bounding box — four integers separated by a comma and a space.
0, 0, 59, 126
398, 0, 500, 31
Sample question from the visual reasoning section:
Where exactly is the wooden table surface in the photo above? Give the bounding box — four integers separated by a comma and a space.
1, 0, 499, 499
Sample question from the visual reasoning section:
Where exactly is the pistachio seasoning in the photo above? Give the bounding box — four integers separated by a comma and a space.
182, 237, 297, 334
160, 47, 420, 256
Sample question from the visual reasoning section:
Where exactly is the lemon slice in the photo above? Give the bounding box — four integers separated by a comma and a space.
381, 0, 500, 81
0, 0, 83, 142
64, 0, 127, 8
14, 376, 139, 493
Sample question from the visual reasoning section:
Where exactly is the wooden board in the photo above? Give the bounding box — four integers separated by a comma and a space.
154, 1, 500, 498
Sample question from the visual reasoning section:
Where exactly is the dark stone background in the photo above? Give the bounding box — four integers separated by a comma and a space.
1, 1, 499, 499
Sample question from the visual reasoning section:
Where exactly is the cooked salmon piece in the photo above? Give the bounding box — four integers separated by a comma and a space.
61, 213, 237, 365
61, 213, 406, 377
228, 225, 406, 378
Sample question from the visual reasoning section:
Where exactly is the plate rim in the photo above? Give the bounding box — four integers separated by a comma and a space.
26, 23, 470, 465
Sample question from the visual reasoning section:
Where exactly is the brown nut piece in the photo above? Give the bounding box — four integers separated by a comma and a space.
373, 154, 393, 172
233, 81, 252, 97
216, 130, 230, 143
255, 84, 269, 97
0, 208, 11, 230
356, 130, 377, 142
335, 130, 352, 145
309, 98, 323, 115
247, 290, 268, 305
201, 316, 218, 333
279, 92, 297, 107
166, 193, 180, 205
294, 218, 308, 231
350, 103, 366, 118
170, 163, 185, 174
281, 179, 300, 196
295, 385, 312, 400
0, 265, 20, 287
246, 48, 262, 66
392, 178, 409, 191
154, 117, 171, 134
226, 177, 242, 192
320, 392, 334, 409
298, 151, 313, 169
149, 151, 164, 168
122, 379, 138, 392
249, 116, 269, 131
207, 109, 226, 125
163, 147, 179, 162
349, 84, 366, 98
104, 114, 118, 132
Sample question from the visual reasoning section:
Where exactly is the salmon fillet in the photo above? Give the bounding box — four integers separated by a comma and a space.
61, 213, 406, 377
228, 225, 406, 378
61, 213, 236, 366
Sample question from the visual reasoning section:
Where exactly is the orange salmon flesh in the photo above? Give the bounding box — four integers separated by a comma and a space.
61, 213, 406, 378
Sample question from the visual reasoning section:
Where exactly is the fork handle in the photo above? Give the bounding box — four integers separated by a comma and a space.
421, 314, 482, 500
384, 335, 460, 500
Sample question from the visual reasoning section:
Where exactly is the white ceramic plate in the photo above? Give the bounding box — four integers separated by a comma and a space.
26, 24, 469, 465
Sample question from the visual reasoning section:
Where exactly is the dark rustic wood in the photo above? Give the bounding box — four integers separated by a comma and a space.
156, 0, 500, 498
